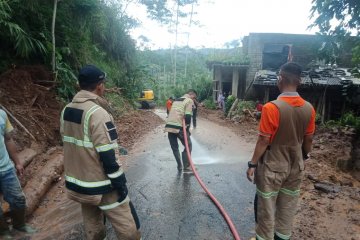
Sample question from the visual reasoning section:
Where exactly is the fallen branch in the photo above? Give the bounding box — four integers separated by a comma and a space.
105, 87, 123, 94
32, 84, 51, 91
243, 108, 255, 118
0, 104, 37, 141
24, 153, 64, 216
30, 94, 39, 107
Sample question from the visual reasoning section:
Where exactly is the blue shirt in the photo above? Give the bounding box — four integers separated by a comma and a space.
0, 109, 14, 172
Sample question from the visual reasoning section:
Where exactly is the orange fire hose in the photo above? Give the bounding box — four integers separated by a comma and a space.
182, 119, 241, 240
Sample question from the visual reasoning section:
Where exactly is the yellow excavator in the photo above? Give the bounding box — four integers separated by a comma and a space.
138, 89, 156, 109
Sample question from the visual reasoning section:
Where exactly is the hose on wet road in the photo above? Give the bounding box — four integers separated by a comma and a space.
182, 119, 241, 240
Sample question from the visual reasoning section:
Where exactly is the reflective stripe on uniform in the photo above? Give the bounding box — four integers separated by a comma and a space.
63, 136, 94, 148
60, 104, 71, 132
166, 121, 182, 127
95, 143, 119, 152
107, 169, 124, 179
255, 234, 267, 240
256, 188, 278, 199
279, 188, 300, 197
84, 105, 101, 141
65, 175, 111, 188
275, 231, 291, 240
99, 195, 129, 211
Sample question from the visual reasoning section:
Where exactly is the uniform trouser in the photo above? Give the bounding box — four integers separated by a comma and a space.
255, 161, 304, 240
192, 109, 197, 128
168, 130, 192, 169
81, 191, 141, 240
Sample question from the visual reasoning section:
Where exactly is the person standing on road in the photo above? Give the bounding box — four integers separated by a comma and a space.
166, 97, 174, 117
217, 92, 225, 110
61, 65, 141, 240
165, 89, 197, 172
246, 62, 315, 240
0, 109, 36, 239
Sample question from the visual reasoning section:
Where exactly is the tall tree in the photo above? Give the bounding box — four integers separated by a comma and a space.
184, 2, 195, 78
310, 0, 359, 36
0, 0, 45, 57
51, 0, 60, 73
310, 0, 360, 64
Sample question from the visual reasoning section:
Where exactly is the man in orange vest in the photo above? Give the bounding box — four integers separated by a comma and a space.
246, 62, 315, 240
166, 97, 174, 117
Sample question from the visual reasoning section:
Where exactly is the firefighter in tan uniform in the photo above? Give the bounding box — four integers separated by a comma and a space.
246, 63, 315, 240
165, 89, 197, 172
60, 65, 141, 240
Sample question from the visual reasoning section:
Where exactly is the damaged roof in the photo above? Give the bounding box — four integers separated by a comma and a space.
253, 69, 360, 87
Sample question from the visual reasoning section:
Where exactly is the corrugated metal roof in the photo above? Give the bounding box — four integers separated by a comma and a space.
253, 76, 360, 87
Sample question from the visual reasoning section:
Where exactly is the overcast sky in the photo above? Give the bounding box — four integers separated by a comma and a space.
127, 0, 318, 49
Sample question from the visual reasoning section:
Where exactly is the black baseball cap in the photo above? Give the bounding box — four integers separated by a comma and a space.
78, 65, 106, 84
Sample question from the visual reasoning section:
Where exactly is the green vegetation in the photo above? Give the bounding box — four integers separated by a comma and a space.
0, 0, 145, 102
136, 47, 234, 104
225, 95, 236, 115
203, 99, 216, 110
325, 112, 360, 132
310, 0, 360, 65
0, 0, 250, 112
236, 101, 255, 112
206, 47, 249, 64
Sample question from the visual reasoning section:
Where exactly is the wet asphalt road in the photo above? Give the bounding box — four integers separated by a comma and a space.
123, 111, 256, 240
30, 110, 256, 240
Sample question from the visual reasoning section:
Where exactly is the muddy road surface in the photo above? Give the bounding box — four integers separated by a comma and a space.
29, 110, 256, 240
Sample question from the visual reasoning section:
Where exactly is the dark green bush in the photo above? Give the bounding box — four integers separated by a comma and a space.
203, 99, 217, 110
225, 95, 236, 115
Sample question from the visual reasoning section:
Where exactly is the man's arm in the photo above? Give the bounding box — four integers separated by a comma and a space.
5, 132, 24, 176
91, 110, 128, 201
246, 102, 277, 182
250, 135, 270, 165
246, 135, 270, 182
302, 134, 313, 159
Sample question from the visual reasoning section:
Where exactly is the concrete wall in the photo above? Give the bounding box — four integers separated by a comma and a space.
243, 33, 324, 89
212, 65, 248, 100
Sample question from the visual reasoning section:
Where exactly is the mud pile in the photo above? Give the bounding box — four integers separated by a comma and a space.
117, 110, 164, 150
293, 127, 360, 240
0, 65, 61, 148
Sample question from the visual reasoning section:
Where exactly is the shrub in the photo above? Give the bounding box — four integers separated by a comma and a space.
339, 112, 360, 131
324, 112, 360, 132
225, 95, 236, 115
236, 101, 255, 112
203, 98, 216, 110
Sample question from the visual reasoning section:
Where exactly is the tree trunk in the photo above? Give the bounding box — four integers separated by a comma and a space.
24, 153, 64, 216
173, 1, 180, 85
184, 3, 194, 78
51, 0, 59, 73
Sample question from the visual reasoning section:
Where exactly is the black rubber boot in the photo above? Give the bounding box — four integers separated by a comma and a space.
11, 209, 36, 234
174, 152, 182, 171
0, 217, 12, 240
182, 151, 190, 169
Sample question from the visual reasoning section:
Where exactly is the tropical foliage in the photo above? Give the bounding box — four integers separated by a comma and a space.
0, 0, 141, 101
310, 0, 360, 65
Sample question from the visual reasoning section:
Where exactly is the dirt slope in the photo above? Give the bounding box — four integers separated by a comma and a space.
0, 66, 61, 148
